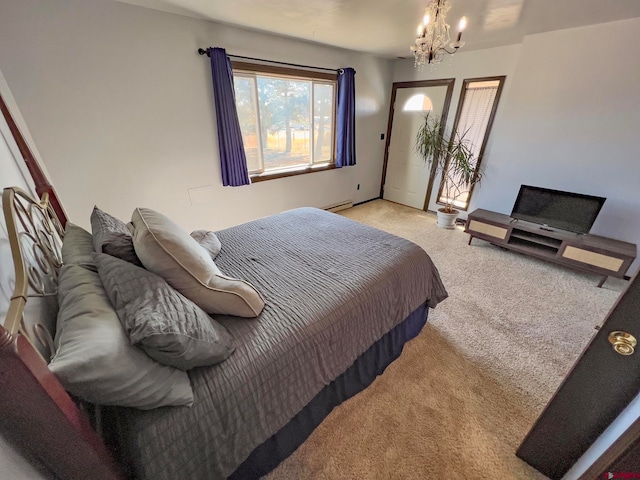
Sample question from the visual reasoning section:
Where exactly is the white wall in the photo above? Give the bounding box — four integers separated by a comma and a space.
393, 44, 523, 126
393, 44, 523, 214
0, 68, 48, 480
398, 19, 640, 273
476, 18, 640, 276
0, 68, 38, 321
0, 0, 393, 232
394, 20, 640, 274
0, 435, 48, 480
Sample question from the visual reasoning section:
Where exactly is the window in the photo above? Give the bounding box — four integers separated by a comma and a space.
438, 76, 505, 210
403, 94, 434, 112
232, 62, 337, 180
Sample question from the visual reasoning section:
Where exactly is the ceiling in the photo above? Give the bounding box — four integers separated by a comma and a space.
118, 0, 640, 57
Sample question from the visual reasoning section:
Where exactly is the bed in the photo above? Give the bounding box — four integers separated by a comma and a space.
0, 186, 447, 479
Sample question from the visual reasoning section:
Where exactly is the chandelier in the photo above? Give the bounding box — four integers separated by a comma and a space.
411, 0, 467, 68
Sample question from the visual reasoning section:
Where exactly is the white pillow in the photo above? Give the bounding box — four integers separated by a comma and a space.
131, 208, 265, 318
50, 265, 194, 409
191, 230, 222, 260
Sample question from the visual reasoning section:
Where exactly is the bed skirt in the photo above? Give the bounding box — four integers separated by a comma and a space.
229, 301, 430, 479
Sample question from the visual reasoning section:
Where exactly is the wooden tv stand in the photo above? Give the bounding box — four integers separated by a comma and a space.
464, 209, 637, 287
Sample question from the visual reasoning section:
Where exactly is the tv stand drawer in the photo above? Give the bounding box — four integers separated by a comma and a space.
562, 246, 624, 272
467, 220, 508, 240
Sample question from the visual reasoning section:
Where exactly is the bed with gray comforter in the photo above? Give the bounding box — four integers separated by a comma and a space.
109, 207, 447, 479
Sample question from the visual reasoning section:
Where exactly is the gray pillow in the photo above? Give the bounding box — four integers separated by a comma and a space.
95, 253, 235, 370
191, 230, 222, 260
90, 206, 142, 266
49, 264, 194, 409
62, 222, 96, 271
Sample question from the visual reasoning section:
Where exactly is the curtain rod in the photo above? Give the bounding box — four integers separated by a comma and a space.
197, 48, 342, 73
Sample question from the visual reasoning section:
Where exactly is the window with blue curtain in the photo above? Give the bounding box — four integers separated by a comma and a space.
207, 47, 356, 183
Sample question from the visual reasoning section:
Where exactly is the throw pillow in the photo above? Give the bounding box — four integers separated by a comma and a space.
95, 253, 235, 370
131, 208, 264, 318
191, 230, 222, 260
90, 206, 142, 266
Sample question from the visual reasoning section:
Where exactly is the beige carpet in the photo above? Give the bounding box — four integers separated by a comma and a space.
266, 200, 625, 480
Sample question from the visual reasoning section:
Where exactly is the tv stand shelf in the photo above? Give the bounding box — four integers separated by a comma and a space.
465, 209, 637, 287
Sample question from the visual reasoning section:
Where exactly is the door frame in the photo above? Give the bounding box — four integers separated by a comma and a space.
379, 79, 455, 211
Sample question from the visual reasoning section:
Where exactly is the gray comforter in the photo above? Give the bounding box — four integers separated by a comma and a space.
113, 208, 447, 479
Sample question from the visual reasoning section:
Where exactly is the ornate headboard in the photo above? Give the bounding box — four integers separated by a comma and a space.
0, 187, 122, 479
2, 187, 63, 360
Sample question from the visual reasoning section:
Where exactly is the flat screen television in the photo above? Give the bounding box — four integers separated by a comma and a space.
511, 185, 606, 234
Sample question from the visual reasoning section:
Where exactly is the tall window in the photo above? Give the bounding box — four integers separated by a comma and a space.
233, 62, 337, 179
438, 76, 505, 210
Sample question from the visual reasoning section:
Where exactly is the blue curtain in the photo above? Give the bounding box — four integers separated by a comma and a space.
336, 68, 356, 168
209, 47, 250, 186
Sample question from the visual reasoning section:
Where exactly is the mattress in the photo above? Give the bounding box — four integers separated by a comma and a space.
107, 207, 448, 479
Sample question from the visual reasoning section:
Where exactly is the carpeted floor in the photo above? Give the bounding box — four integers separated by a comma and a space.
266, 200, 626, 479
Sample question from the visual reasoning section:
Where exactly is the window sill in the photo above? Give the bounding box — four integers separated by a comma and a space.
250, 164, 337, 183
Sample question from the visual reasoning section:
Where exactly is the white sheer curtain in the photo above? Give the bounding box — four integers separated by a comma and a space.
439, 83, 499, 209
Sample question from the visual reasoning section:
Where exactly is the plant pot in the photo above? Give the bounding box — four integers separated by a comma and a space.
436, 208, 459, 229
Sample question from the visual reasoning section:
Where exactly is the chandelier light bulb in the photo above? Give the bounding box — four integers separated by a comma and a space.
417, 23, 423, 36
423, 14, 430, 26
455, 16, 467, 42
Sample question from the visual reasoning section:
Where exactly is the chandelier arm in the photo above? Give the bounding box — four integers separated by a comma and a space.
442, 46, 460, 55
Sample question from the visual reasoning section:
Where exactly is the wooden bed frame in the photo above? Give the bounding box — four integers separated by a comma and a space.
0, 93, 122, 478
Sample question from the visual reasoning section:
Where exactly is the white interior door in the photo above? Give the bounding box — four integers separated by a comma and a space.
383, 86, 448, 210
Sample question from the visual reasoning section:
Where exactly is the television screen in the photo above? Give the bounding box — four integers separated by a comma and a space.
511, 185, 606, 234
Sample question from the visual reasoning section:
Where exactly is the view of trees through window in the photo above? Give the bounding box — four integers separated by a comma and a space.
234, 71, 335, 175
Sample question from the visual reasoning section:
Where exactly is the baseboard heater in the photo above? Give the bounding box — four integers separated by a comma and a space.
323, 200, 353, 213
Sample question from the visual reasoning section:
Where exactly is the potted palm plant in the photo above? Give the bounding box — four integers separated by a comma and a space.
415, 113, 484, 228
